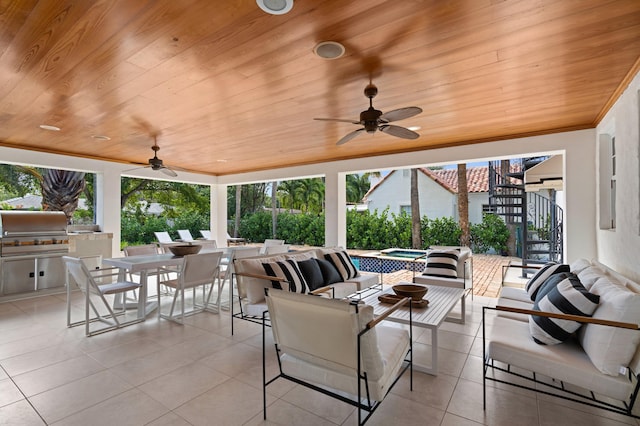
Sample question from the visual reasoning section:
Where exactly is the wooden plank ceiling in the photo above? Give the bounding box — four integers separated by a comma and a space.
0, 0, 638, 176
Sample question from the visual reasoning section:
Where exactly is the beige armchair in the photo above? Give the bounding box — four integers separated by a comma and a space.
263, 289, 413, 425
412, 246, 473, 297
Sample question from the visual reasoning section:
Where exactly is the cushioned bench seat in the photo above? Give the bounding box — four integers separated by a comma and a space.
485, 258, 640, 417
489, 315, 635, 401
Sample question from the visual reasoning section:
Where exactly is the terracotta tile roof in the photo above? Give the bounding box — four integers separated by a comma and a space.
420, 166, 489, 193
364, 162, 523, 200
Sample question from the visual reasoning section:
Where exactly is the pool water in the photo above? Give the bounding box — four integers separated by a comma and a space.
379, 249, 428, 259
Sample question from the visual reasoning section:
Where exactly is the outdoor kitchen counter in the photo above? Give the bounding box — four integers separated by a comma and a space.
68, 232, 113, 259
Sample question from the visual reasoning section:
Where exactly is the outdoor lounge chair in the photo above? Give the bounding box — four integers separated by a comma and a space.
263, 289, 413, 425
226, 232, 246, 245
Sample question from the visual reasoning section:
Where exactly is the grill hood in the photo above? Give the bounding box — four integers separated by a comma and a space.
0, 211, 68, 236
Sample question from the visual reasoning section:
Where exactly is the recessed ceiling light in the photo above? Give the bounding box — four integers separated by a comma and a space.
256, 0, 293, 15
91, 135, 111, 141
216, 159, 228, 163
313, 41, 345, 59
39, 124, 61, 131
407, 126, 421, 131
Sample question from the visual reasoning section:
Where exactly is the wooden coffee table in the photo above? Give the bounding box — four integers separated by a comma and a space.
359, 284, 466, 375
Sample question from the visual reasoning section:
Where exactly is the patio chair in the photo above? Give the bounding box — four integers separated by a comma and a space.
260, 238, 285, 254
264, 244, 290, 255
263, 289, 413, 425
157, 251, 223, 324
200, 230, 213, 240
66, 255, 103, 328
63, 256, 143, 336
177, 229, 194, 242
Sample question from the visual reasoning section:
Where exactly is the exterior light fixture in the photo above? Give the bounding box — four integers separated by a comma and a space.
256, 0, 293, 15
39, 124, 61, 131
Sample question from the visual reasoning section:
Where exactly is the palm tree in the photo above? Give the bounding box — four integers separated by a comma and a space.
457, 163, 470, 246
277, 180, 302, 212
410, 168, 421, 249
20, 167, 85, 224
297, 178, 324, 213
346, 174, 369, 203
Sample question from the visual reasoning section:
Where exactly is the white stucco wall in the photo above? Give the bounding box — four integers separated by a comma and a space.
595, 71, 640, 283
365, 170, 488, 224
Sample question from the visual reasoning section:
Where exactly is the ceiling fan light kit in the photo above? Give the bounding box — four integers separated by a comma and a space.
314, 83, 423, 145
313, 41, 345, 59
256, 0, 293, 15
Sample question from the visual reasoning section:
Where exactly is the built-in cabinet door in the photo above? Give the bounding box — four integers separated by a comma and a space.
1, 258, 36, 294
35, 256, 66, 289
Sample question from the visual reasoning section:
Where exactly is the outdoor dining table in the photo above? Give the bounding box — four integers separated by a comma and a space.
103, 252, 188, 319
103, 245, 256, 319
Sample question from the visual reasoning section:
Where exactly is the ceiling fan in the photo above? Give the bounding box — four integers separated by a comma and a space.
125, 136, 177, 177
314, 83, 423, 145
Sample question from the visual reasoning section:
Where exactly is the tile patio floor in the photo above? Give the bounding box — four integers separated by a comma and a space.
2, 276, 638, 426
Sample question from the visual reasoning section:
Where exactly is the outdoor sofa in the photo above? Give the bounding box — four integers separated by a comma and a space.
484, 258, 640, 418
231, 247, 378, 333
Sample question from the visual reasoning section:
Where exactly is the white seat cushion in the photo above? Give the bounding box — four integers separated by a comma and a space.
489, 316, 634, 401
499, 287, 531, 303
344, 272, 378, 290
413, 274, 465, 289
496, 297, 533, 322
281, 324, 409, 402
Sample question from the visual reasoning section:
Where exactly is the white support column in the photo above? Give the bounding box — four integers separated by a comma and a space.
215, 183, 228, 247
324, 172, 347, 248
95, 168, 121, 257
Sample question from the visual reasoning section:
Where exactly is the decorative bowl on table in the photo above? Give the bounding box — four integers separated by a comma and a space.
392, 284, 428, 301
168, 244, 202, 256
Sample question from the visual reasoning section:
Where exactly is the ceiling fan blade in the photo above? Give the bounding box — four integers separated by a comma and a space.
160, 166, 178, 177
314, 117, 361, 124
380, 106, 422, 122
122, 165, 150, 173
379, 124, 420, 140
337, 128, 366, 145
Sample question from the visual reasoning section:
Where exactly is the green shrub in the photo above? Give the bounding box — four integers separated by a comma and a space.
239, 211, 272, 243
470, 213, 509, 254
421, 217, 461, 248
121, 211, 210, 248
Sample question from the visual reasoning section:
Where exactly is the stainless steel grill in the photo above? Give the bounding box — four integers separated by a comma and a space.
0, 211, 70, 296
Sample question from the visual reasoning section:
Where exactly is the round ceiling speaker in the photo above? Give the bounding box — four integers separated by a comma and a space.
313, 41, 345, 60
256, 0, 293, 15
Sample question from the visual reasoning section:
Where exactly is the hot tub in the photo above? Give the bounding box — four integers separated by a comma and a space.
352, 248, 428, 274
379, 248, 428, 259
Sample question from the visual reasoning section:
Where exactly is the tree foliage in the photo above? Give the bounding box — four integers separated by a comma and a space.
120, 177, 210, 246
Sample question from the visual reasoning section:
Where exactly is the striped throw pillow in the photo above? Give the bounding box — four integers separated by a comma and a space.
525, 262, 570, 301
529, 275, 600, 345
422, 250, 459, 278
324, 251, 358, 281
262, 260, 308, 293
